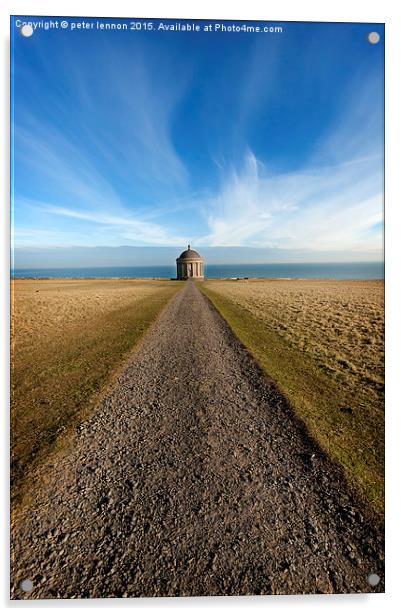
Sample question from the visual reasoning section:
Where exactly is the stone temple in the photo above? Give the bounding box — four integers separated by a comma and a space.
176, 245, 205, 280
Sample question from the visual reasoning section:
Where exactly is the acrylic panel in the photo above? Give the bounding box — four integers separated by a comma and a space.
10, 16, 384, 599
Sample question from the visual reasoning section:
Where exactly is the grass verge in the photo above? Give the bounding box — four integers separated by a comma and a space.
11, 279, 183, 506
199, 282, 384, 520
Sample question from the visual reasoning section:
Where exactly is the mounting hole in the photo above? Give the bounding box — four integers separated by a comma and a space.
20, 578, 34, 592
20, 24, 34, 37
367, 573, 380, 587
367, 32, 380, 44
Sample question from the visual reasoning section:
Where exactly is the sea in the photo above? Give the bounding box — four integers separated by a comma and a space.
12, 262, 384, 280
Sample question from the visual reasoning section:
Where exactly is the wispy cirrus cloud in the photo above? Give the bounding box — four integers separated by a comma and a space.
194, 69, 383, 253
195, 149, 383, 252
13, 198, 188, 247
12, 35, 192, 249
14, 35, 190, 195
40, 204, 188, 246
12, 67, 192, 247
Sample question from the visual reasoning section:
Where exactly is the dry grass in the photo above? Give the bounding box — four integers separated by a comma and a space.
11, 278, 182, 504
200, 279, 384, 518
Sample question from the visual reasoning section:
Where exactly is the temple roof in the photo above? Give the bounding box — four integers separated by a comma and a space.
178, 245, 202, 260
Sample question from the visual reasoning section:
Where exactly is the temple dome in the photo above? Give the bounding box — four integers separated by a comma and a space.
178, 246, 202, 260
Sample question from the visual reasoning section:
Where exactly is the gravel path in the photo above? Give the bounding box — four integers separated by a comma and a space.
11, 281, 384, 599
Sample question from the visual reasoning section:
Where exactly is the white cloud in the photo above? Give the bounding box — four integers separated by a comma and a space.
195, 150, 383, 252
15, 38, 189, 194
13, 199, 188, 248
194, 68, 383, 253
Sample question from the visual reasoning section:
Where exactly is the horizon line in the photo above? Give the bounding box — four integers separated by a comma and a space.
12, 260, 385, 270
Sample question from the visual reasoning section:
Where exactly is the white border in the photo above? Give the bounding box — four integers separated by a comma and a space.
2, 1, 400, 614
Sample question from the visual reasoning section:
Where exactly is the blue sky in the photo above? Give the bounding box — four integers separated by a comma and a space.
11, 18, 384, 266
